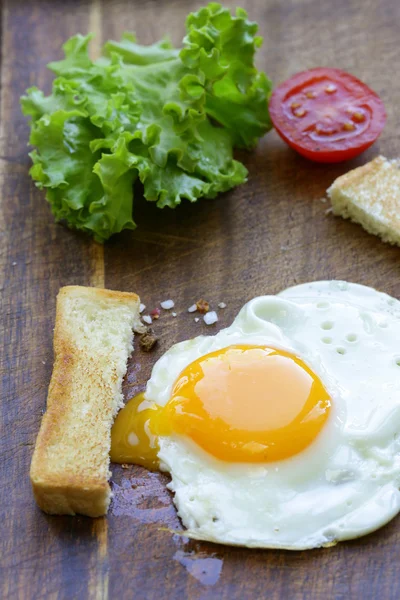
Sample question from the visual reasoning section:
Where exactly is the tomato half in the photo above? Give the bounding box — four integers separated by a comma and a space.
269, 68, 386, 163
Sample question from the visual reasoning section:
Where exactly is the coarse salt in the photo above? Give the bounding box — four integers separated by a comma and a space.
139, 303, 146, 313
142, 315, 152, 325
188, 304, 197, 313
194, 317, 200, 322
218, 302, 227, 309
172, 312, 177, 317
204, 311, 218, 325
161, 299, 175, 310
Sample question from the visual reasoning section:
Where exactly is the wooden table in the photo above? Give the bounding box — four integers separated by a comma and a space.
1, 0, 400, 598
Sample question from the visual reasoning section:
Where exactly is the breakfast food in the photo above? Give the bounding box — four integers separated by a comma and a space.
269, 68, 386, 162
111, 281, 400, 549
30, 286, 143, 517
20, 4, 272, 242
328, 155, 400, 245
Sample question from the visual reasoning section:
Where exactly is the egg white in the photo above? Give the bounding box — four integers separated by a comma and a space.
145, 281, 400, 550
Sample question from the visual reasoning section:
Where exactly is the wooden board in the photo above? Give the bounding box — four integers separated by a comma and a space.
1, 0, 400, 598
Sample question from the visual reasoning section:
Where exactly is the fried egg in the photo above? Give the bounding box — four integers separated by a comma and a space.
111, 281, 400, 550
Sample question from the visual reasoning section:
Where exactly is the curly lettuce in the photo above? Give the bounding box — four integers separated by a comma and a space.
21, 3, 272, 242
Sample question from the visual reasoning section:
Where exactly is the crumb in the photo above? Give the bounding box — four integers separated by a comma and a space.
139, 328, 158, 352
204, 311, 218, 325
196, 299, 210, 314
320, 197, 328, 204
188, 304, 197, 313
142, 315, 152, 325
121, 464, 130, 470
160, 299, 175, 310
325, 207, 333, 215
41, 361, 46, 365
218, 302, 227, 309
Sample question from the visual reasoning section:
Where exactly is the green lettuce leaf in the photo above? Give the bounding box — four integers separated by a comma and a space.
181, 3, 273, 148
21, 3, 272, 241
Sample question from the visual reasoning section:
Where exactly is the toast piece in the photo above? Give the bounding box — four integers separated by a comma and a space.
327, 155, 400, 246
30, 286, 144, 517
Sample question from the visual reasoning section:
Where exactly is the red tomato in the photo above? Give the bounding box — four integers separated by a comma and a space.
269, 68, 386, 163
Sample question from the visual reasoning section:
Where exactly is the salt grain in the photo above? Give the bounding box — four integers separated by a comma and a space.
161, 299, 175, 310
188, 304, 197, 313
204, 311, 218, 325
142, 315, 152, 325
172, 312, 177, 317
218, 302, 227, 309
139, 303, 146, 313
194, 317, 200, 322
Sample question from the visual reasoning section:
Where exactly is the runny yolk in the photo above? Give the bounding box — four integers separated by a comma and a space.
110, 392, 160, 470
110, 345, 331, 468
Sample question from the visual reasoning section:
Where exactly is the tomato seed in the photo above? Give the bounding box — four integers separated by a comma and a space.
325, 84, 337, 93
352, 112, 365, 122
343, 122, 355, 131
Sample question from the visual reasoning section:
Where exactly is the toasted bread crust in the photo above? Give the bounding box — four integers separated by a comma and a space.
327, 156, 400, 246
30, 286, 140, 517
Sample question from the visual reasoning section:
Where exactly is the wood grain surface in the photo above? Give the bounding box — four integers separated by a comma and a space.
1, 0, 400, 598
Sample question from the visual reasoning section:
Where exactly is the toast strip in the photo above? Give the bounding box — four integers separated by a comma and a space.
30, 286, 143, 517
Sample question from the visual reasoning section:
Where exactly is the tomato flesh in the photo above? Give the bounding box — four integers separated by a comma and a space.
269, 68, 386, 163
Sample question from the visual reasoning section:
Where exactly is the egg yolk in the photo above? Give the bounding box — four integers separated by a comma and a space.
110, 392, 160, 470
111, 345, 331, 468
